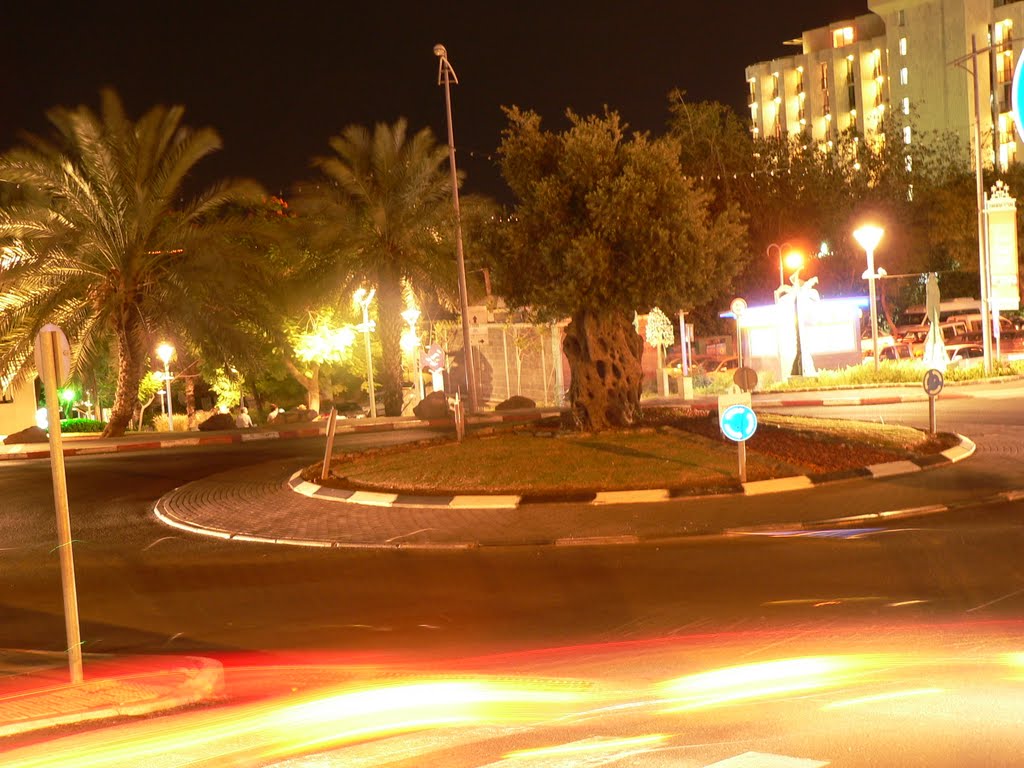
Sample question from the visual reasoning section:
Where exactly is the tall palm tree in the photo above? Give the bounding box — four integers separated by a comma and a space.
293, 119, 457, 416
0, 90, 271, 436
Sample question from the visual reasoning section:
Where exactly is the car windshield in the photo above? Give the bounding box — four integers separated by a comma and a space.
4, 8, 1024, 768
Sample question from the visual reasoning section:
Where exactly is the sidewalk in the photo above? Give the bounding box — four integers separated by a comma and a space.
0, 650, 224, 739
0, 407, 564, 462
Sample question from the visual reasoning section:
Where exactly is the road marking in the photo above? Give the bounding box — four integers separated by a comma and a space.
346, 490, 400, 507
742, 476, 813, 495
448, 495, 520, 509
593, 489, 670, 505
866, 460, 922, 477
555, 535, 640, 546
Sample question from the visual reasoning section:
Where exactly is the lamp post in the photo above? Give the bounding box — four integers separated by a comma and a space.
156, 342, 175, 431
433, 43, 478, 412
767, 242, 803, 294
853, 225, 885, 372
355, 288, 378, 419
401, 307, 424, 401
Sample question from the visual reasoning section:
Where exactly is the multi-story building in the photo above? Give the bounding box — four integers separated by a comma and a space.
745, 0, 1024, 171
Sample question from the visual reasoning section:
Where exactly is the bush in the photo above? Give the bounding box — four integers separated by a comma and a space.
151, 413, 191, 432
60, 418, 106, 433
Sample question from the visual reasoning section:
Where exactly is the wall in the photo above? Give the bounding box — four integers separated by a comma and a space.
0, 376, 39, 439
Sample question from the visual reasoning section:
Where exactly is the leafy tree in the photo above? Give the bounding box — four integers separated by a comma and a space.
493, 108, 747, 429
0, 89, 271, 436
292, 119, 458, 416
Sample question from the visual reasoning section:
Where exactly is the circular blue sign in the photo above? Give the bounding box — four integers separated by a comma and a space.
721, 404, 758, 442
923, 368, 944, 397
1013, 50, 1024, 144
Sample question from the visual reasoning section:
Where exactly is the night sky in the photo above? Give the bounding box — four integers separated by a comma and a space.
5, 1, 870, 200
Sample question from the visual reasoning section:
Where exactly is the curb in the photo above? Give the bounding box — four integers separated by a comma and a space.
0, 656, 224, 739
0, 408, 564, 463
288, 434, 978, 510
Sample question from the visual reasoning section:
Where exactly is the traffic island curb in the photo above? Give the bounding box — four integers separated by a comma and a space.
289, 433, 978, 510
0, 655, 224, 739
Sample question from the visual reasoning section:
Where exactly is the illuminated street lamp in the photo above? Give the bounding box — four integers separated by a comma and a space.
854, 224, 886, 372
354, 288, 378, 419
60, 387, 76, 419
401, 306, 424, 401
156, 342, 176, 431
433, 43, 478, 412
768, 242, 804, 294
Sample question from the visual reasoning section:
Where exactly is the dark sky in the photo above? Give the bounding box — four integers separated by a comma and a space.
4, 1, 870, 200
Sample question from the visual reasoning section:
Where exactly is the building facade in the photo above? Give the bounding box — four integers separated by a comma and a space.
745, 0, 1024, 171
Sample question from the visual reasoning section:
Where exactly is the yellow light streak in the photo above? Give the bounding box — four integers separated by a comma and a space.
822, 687, 943, 709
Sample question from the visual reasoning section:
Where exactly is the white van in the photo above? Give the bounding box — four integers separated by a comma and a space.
946, 314, 1015, 334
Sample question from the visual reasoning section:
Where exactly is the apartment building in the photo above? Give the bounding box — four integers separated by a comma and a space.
745, 0, 1024, 171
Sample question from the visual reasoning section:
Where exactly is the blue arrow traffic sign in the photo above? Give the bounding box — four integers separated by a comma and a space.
721, 404, 758, 442
923, 369, 944, 397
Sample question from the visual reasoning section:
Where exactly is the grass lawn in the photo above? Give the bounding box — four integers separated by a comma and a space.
315, 412, 953, 495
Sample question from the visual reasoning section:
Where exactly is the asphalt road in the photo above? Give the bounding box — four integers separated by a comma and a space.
2, 395, 1024, 662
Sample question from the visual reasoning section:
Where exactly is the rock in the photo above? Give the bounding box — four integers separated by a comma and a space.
495, 395, 536, 411
198, 413, 236, 431
413, 390, 450, 420
3, 426, 48, 444
277, 408, 318, 424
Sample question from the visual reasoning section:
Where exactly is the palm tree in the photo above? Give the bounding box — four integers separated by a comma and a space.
293, 119, 457, 416
0, 89, 271, 436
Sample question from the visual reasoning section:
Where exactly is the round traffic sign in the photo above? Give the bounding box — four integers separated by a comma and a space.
721, 404, 757, 442
733, 366, 758, 392
922, 368, 944, 397
730, 297, 747, 316
34, 324, 72, 385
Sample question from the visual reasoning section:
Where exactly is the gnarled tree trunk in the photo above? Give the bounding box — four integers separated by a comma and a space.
185, 376, 197, 430
284, 358, 321, 413
562, 310, 644, 431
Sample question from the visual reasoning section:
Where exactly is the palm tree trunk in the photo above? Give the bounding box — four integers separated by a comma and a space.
377, 274, 405, 417
185, 376, 197, 430
103, 321, 147, 438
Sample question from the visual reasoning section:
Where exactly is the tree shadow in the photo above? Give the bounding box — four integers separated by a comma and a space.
575, 441, 686, 465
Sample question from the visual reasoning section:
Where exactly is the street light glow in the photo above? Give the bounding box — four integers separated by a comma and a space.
783, 250, 805, 272
156, 342, 175, 365
853, 224, 884, 253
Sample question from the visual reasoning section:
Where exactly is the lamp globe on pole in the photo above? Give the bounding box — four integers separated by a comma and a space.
854, 224, 885, 372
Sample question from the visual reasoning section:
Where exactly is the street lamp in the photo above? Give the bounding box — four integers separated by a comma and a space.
354, 287, 378, 419
853, 224, 886, 372
156, 342, 175, 431
434, 43, 478, 412
767, 242, 804, 294
401, 306, 424, 401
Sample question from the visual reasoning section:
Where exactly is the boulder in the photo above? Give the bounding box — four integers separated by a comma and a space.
198, 413, 236, 431
495, 395, 536, 412
3, 426, 48, 444
277, 408, 318, 424
413, 390, 451, 420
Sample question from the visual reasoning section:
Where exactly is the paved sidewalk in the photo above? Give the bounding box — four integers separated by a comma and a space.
0, 650, 223, 739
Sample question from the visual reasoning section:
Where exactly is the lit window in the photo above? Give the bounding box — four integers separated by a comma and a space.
833, 26, 855, 48
898, 9, 906, 27
903, 126, 912, 144
899, 37, 908, 56
902, 97, 910, 115
900, 67, 909, 86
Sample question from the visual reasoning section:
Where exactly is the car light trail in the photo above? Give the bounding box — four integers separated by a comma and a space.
501, 734, 669, 761
821, 687, 944, 710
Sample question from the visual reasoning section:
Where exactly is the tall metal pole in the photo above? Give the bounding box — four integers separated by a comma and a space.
40, 331, 83, 684
867, 248, 880, 373
970, 34, 995, 374
163, 360, 174, 431
435, 44, 479, 412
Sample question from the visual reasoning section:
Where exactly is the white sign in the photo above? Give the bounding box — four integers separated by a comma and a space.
987, 197, 1020, 311
34, 324, 72, 385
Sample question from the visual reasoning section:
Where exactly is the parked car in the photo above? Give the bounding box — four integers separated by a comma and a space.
945, 344, 985, 366
873, 343, 916, 361
670, 355, 738, 374
860, 329, 896, 355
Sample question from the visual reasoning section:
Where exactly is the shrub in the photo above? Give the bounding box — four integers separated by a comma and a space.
151, 413, 191, 432
60, 418, 106, 433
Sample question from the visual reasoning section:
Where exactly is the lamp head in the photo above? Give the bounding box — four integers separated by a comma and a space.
156, 342, 175, 365
783, 250, 805, 272
433, 44, 447, 58
853, 224, 884, 253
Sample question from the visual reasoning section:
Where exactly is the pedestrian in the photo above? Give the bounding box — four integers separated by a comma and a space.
235, 406, 253, 428
266, 403, 279, 423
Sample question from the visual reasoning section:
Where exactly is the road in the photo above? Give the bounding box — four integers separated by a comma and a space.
2, 394, 1023, 661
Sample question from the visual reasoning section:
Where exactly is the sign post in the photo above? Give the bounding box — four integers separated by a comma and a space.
321, 407, 339, 481
719, 392, 757, 483
923, 368, 944, 436
730, 298, 747, 369
35, 324, 83, 684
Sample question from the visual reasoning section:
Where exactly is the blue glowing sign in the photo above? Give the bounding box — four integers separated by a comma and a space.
721, 404, 758, 442
1013, 50, 1024, 144
922, 368, 944, 397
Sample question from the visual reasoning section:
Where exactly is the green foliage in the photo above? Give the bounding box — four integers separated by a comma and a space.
137, 371, 163, 405
151, 413, 191, 432
493, 108, 748, 320
209, 368, 242, 409
0, 89, 274, 436
59, 418, 105, 433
